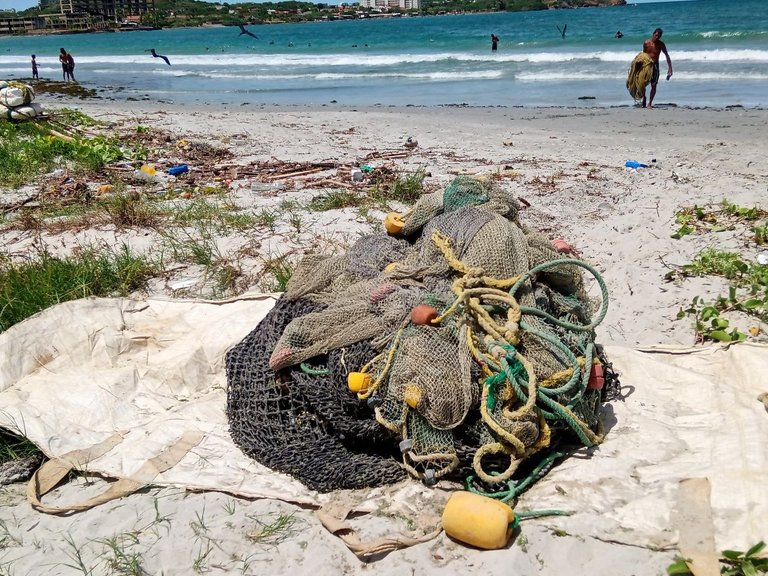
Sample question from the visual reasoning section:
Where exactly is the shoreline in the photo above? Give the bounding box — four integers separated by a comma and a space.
39, 87, 768, 112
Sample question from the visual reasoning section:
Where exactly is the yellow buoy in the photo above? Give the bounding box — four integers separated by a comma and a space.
384, 212, 405, 234
442, 491, 516, 550
347, 372, 371, 394
404, 385, 422, 408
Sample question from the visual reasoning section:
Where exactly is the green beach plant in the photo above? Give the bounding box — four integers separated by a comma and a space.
667, 541, 768, 575
0, 245, 156, 333
307, 190, 364, 211
258, 255, 294, 293
0, 427, 40, 466
371, 167, 426, 204
245, 512, 297, 546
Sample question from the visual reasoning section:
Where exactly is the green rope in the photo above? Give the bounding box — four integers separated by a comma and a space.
299, 362, 330, 376
466, 450, 566, 502
485, 372, 505, 411
509, 258, 610, 331
490, 347, 596, 447
517, 509, 573, 521
516, 323, 582, 397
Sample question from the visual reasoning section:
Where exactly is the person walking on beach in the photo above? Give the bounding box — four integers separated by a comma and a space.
641, 28, 672, 108
31, 54, 38, 80
491, 34, 499, 52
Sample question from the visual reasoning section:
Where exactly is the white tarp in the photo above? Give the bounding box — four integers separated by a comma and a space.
0, 295, 766, 551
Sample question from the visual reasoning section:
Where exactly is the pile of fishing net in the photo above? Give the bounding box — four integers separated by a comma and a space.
0, 81, 43, 122
226, 175, 612, 494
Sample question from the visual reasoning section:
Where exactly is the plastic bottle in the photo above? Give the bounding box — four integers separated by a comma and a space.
167, 164, 189, 176
625, 160, 650, 169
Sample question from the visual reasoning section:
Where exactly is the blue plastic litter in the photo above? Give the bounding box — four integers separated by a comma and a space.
625, 160, 649, 169
167, 164, 189, 175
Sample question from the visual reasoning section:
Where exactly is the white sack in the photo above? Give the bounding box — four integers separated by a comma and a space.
1, 102, 42, 121
0, 83, 35, 107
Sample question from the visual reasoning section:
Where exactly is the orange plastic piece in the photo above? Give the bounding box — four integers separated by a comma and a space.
411, 304, 438, 326
588, 362, 604, 390
552, 238, 573, 254
384, 212, 405, 234
347, 372, 371, 394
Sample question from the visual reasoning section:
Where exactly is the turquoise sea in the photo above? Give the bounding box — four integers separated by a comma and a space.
1, 0, 766, 107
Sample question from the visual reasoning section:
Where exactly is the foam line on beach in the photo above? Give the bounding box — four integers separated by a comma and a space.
3, 48, 767, 70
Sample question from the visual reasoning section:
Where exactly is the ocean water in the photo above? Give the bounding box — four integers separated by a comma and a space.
1, 0, 766, 107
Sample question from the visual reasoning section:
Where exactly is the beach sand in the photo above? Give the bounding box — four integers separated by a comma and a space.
1, 100, 767, 575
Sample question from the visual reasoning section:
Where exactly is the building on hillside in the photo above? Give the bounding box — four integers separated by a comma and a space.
358, 0, 420, 9
58, 0, 156, 19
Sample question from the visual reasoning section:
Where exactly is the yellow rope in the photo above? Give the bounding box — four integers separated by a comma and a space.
357, 322, 407, 400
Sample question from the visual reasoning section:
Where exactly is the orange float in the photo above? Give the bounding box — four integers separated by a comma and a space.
410, 304, 438, 325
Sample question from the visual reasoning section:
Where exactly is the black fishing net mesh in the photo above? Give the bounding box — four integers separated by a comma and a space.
226, 297, 406, 492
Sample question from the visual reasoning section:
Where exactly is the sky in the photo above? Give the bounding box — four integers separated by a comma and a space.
0, 0, 686, 14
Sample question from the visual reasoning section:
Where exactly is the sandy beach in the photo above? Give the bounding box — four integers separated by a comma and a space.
1, 99, 767, 575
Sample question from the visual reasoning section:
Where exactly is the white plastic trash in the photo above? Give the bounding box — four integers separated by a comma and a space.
0, 83, 35, 107
351, 169, 363, 182
1, 102, 42, 121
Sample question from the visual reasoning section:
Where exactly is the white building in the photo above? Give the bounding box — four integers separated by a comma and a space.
358, 0, 420, 10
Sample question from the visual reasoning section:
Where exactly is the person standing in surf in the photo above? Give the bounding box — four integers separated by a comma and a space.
642, 28, 672, 108
59, 48, 69, 81
491, 34, 499, 52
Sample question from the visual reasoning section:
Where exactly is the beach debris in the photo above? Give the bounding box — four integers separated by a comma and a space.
625, 160, 650, 169
0, 453, 43, 485
227, 174, 610, 496
552, 237, 580, 256
167, 164, 189, 176
0, 81, 43, 122
404, 136, 418, 149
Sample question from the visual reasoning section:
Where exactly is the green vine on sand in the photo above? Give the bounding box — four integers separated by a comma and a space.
671, 201, 768, 343
667, 541, 768, 576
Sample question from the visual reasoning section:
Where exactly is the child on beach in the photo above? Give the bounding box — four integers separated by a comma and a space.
31, 54, 38, 80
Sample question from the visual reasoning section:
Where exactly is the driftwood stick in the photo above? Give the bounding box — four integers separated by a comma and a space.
267, 167, 325, 180
2, 194, 39, 214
